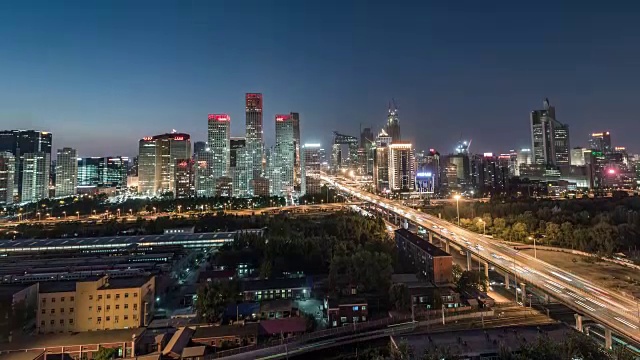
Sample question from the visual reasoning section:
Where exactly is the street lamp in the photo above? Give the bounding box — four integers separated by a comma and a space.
129, 209, 133, 216
117, 209, 121, 218
76, 211, 80, 220
453, 194, 461, 226
37, 212, 41, 221
62, 211, 66, 219
177, 205, 182, 214
152, 207, 156, 214
529, 236, 537, 259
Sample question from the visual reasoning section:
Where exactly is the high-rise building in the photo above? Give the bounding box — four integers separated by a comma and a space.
0, 152, 15, 205
447, 153, 470, 186
77, 157, 103, 187
230, 138, 250, 198
207, 114, 231, 179
245, 93, 264, 188
274, 114, 296, 196
571, 147, 587, 166
388, 143, 415, 192
386, 104, 400, 142
360, 127, 375, 175
530, 98, 570, 166
0, 130, 52, 201
373, 129, 392, 192
193, 141, 207, 156
589, 132, 612, 154
103, 157, 129, 188
175, 159, 194, 198
137, 133, 191, 197
21, 152, 50, 202
291, 112, 301, 187
301, 143, 322, 196
55, 147, 78, 197
194, 150, 215, 197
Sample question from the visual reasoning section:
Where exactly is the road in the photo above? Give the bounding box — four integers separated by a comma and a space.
323, 175, 640, 343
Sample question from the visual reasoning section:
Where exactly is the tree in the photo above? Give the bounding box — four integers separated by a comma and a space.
511, 222, 528, 242
93, 347, 117, 360
456, 270, 487, 293
545, 223, 561, 244
452, 264, 464, 284
195, 281, 239, 323
389, 283, 411, 311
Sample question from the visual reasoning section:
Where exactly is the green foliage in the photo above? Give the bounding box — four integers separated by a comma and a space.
195, 281, 239, 323
456, 270, 487, 293
389, 283, 411, 311
93, 347, 117, 360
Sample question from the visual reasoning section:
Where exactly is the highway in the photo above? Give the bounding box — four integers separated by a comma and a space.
322, 175, 640, 343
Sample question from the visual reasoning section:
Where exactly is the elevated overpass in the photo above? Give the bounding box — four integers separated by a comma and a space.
322, 174, 640, 345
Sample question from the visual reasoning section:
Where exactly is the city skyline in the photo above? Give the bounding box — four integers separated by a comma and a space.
2, 1, 640, 156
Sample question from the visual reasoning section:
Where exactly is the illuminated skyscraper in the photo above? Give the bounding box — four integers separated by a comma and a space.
230, 137, 251, 197
388, 142, 415, 192
0, 130, 52, 201
207, 114, 231, 178
530, 98, 570, 166
301, 143, 322, 195
386, 103, 400, 142
194, 150, 215, 197
137, 133, 191, 196
21, 152, 50, 202
0, 152, 15, 205
175, 159, 193, 199
245, 93, 264, 187
274, 114, 296, 196
373, 129, 392, 192
55, 147, 77, 197
291, 112, 301, 187
589, 132, 612, 154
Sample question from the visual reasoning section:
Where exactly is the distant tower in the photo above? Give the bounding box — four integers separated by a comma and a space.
530, 98, 570, 166
385, 100, 401, 142
245, 93, 264, 183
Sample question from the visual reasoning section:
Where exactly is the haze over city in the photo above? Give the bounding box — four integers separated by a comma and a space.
2, 0, 640, 156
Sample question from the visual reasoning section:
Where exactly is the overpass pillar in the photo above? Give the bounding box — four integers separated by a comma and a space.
428, 232, 433, 244
466, 251, 472, 271
574, 314, 583, 332
483, 261, 489, 280
584, 326, 590, 336
543, 293, 550, 304
520, 283, 527, 306
504, 273, 509, 289
445, 239, 450, 254
604, 328, 612, 349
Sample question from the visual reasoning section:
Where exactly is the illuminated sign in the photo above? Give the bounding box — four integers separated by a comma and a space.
208, 114, 230, 122
614, 146, 626, 151
173, 136, 184, 141
246, 93, 262, 99
304, 143, 321, 148
483, 152, 493, 157
416, 172, 432, 177
178, 161, 189, 168
275, 114, 291, 122
142, 137, 153, 141
591, 133, 604, 137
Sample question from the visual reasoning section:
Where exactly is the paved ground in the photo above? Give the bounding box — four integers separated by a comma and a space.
521, 249, 640, 298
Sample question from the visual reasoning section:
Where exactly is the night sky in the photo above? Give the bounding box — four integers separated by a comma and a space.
1, 1, 640, 157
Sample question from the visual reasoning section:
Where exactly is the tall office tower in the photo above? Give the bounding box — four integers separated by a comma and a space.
530, 98, 570, 166
571, 147, 587, 166
516, 148, 532, 167
264, 147, 278, 196
245, 93, 264, 185
274, 114, 296, 195
207, 114, 231, 179
0, 152, 15, 205
137, 133, 191, 197
103, 156, 129, 187
360, 127, 375, 175
175, 159, 193, 198
193, 141, 207, 156
0, 130, 52, 201
388, 142, 415, 192
54, 147, 77, 197
230, 138, 250, 197
21, 152, 50, 202
589, 132, 612, 154
373, 129, 392, 192
455, 140, 471, 155
448, 153, 470, 185
77, 158, 103, 187
194, 150, 215, 197
291, 112, 301, 187
301, 144, 322, 196
386, 103, 400, 142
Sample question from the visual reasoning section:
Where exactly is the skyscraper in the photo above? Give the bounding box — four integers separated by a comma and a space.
274, 114, 296, 196
388, 142, 415, 192
386, 103, 401, 142
55, 147, 78, 197
207, 114, 231, 178
360, 127, 375, 175
291, 112, 301, 187
137, 133, 191, 197
0, 152, 15, 205
0, 130, 52, 201
245, 93, 264, 186
194, 150, 215, 197
175, 159, 193, 199
193, 141, 207, 156
301, 143, 322, 196
230, 137, 251, 198
530, 98, 570, 166
21, 152, 50, 202
589, 132, 612, 154
373, 129, 392, 192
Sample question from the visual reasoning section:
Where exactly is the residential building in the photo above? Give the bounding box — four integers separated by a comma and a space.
245, 93, 264, 190
301, 143, 322, 195
54, 148, 77, 197
0, 152, 15, 205
192, 324, 259, 348
388, 142, 415, 192
21, 152, 50, 202
0, 130, 52, 201
239, 278, 310, 302
327, 298, 368, 327
530, 98, 570, 166
137, 133, 191, 197
395, 229, 453, 285
207, 114, 231, 179
36, 276, 155, 333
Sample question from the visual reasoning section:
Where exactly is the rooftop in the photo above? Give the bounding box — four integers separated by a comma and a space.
259, 317, 307, 335
240, 277, 309, 292
99, 276, 152, 290
38, 281, 77, 294
0, 349, 45, 360
0, 328, 145, 352
395, 229, 450, 257
192, 323, 260, 339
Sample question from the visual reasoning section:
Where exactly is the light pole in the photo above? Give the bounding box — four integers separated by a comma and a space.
117, 209, 121, 218
152, 207, 156, 215
129, 209, 133, 216
453, 194, 461, 226
62, 211, 66, 220
480, 219, 486, 236
529, 236, 537, 259
37, 212, 41, 221
177, 205, 182, 214
76, 211, 80, 220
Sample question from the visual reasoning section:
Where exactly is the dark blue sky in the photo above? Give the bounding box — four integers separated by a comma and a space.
2, 0, 640, 157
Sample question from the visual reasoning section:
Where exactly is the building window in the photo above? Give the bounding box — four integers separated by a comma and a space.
50, 309, 55, 314
60, 297, 65, 302
60, 308, 64, 313
106, 316, 110, 321
106, 294, 111, 299
114, 316, 119, 323
124, 315, 128, 320
60, 319, 64, 325
70, 296, 74, 302
40, 320, 45, 326
115, 304, 120, 310
133, 293, 138, 297
97, 306, 102, 312
41, 298, 46, 304
89, 306, 92, 311
97, 317, 102, 323
50, 320, 54, 325
106, 305, 110, 311
115, 294, 120, 300
98, 295, 102, 300
70, 319, 74, 324
362, 306, 367, 310
352, 306, 359, 311
133, 304, 137, 310
41, 309, 45, 314
124, 304, 128, 309
124, 293, 129, 298
89, 295, 93, 300
51, 298, 55, 303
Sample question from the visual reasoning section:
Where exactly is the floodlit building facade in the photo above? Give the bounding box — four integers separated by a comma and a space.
21, 152, 50, 202
137, 133, 191, 197
301, 143, 322, 195
55, 147, 78, 197
207, 114, 231, 179
388, 142, 415, 192
0, 152, 15, 205
530, 98, 570, 166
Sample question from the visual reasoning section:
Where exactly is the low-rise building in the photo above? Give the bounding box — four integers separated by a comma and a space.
327, 298, 368, 327
395, 229, 453, 285
191, 323, 259, 349
240, 278, 310, 302
37, 276, 155, 333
